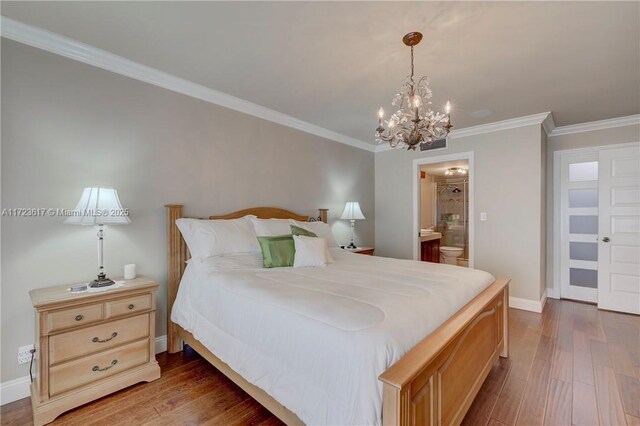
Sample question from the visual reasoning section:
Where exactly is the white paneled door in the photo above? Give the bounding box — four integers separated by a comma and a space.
598, 145, 640, 314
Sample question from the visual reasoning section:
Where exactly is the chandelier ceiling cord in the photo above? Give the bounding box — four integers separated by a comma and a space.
376, 32, 453, 150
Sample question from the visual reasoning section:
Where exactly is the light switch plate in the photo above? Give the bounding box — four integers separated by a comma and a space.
480, 212, 487, 221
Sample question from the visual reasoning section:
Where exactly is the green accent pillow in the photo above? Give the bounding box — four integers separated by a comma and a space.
290, 225, 317, 238
257, 235, 296, 268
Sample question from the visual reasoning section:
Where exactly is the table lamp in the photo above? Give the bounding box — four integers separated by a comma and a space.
340, 201, 365, 249
64, 187, 130, 288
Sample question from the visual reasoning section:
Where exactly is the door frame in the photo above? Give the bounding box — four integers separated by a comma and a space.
412, 151, 475, 267
552, 141, 640, 300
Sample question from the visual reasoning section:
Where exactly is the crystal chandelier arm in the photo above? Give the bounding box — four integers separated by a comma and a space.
377, 133, 395, 142
417, 76, 433, 99
398, 130, 410, 146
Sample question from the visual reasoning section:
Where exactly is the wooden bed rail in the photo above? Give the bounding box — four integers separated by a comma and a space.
379, 278, 510, 426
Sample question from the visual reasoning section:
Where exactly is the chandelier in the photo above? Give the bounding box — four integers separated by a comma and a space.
376, 32, 452, 150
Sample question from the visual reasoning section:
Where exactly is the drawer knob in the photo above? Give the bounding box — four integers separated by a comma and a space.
92, 359, 117, 372
128, 304, 135, 310
75, 314, 83, 321
92, 332, 118, 343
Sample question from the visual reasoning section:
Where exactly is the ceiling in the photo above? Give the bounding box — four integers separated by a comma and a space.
2, 2, 639, 145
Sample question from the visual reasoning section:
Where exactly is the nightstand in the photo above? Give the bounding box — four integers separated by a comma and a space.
29, 276, 161, 425
342, 247, 375, 256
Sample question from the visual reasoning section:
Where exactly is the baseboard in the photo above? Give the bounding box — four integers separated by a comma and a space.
0, 376, 31, 406
509, 289, 547, 313
1, 335, 168, 406
541, 289, 548, 310
154, 334, 167, 354
546, 287, 560, 299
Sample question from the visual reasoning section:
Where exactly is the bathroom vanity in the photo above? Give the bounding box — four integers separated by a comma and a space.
420, 233, 442, 263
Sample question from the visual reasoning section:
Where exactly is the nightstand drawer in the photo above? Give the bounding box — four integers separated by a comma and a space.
49, 338, 150, 397
47, 303, 103, 333
49, 314, 150, 365
105, 293, 152, 318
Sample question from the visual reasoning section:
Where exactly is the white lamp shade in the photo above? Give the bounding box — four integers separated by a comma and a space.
64, 187, 131, 225
340, 201, 365, 220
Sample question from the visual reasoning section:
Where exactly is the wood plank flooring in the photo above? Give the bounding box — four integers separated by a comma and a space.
462, 299, 639, 426
2, 299, 638, 425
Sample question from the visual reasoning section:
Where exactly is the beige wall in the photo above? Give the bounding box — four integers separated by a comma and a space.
0, 40, 375, 382
545, 123, 640, 293
375, 124, 546, 303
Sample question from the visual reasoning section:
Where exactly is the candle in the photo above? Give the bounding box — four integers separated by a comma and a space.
124, 264, 136, 280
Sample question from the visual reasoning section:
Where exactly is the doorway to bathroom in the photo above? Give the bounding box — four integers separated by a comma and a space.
412, 152, 474, 268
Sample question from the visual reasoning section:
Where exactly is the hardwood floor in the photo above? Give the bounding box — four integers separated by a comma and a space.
1, 347, 283, 426
462, 299, 639, 426
2, 299, 638, 425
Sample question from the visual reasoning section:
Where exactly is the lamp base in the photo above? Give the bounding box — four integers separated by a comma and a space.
346, 242, 358, 249
89, 276, 115, 288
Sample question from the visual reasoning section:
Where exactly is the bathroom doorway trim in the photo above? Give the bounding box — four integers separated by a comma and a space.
412, 151, 475, 267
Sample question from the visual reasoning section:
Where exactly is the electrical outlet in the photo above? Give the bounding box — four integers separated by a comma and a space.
17, 344, 35, 364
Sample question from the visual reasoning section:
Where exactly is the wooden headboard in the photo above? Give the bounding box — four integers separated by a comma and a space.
164, 204, 328, 352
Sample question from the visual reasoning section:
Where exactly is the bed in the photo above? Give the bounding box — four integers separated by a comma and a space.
165, 205, 510, 425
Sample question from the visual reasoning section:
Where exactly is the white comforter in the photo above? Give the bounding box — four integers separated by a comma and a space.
171, 249, 494, 425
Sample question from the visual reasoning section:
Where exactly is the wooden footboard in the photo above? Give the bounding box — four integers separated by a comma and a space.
379, 278, 510, 426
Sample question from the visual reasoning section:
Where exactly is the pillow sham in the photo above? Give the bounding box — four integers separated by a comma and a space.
251, 217, 292, 236
293, 235, 328, 268
289, 220, 339, 247
289, 224, 317, 237
290, 224, 334, 263
175, 215, 259, 259
257, 235, 296, 268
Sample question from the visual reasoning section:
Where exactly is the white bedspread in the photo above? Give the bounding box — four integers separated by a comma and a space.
171, 249, 494, 425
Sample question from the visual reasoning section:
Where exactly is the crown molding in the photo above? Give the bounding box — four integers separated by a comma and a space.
1, 16, 375, 153
548, 114, 640, 137
375, 113, 640, 152
541, 113, 556, 136
374, 143, 393, 153
449, 112, 552, 139
375, 112, 552, 153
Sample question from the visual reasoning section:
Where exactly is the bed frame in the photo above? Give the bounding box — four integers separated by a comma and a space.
165, 204, 510, 426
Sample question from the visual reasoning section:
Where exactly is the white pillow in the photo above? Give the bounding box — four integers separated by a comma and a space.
289, 219, 339, 247
323, 243, 335, 264
293, 236, 328, 268
176, 215, 259, 259
250, 217, 292, 236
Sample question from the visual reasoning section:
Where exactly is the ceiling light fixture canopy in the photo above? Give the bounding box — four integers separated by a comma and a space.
376, 32, 453, 150
445, 167, 467, 176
